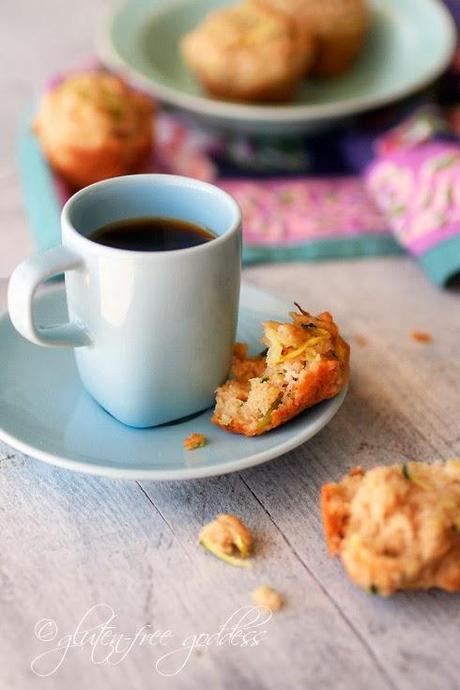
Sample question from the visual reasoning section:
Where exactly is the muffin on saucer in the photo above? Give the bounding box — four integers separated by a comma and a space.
213, 305, 349, 436
34, 71, 154, 189
253, 0, 369, 77
181, 3, 315, 102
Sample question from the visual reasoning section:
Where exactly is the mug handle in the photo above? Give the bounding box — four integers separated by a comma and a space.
7, 246, 91, 348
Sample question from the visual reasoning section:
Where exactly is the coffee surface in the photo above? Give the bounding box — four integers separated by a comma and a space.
88, 216, 215, 251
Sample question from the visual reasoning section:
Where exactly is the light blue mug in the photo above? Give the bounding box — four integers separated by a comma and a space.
8, 174, 242, 427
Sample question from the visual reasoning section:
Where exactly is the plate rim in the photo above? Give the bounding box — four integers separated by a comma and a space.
99, 0, 456, 125
0, 389, 347, 481
0, 284, 348, 481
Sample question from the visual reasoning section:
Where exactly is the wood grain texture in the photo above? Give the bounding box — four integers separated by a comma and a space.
0, 256, 459, 690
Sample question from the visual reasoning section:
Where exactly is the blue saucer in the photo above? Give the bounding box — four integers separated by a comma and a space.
0, 284, 347, 480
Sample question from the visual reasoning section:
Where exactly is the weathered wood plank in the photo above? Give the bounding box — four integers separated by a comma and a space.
139, 472, 395, 690
0, 255, 460, 690
0, 444, 391, 690
0, 454, 232, 690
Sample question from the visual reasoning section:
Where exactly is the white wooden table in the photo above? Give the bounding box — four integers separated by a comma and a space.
1, 2, 460, 689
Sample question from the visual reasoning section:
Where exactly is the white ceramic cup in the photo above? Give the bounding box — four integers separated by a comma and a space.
8, 174, 242, 427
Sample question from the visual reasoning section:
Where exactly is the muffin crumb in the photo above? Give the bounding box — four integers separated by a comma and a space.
199, 514, 253, 567
251, 585, 284, 612
355, 335, 368, 347
184, 432, 207, 450
411, 330, 433, 344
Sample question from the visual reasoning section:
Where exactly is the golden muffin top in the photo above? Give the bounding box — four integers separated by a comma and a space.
253, 0, 369, 32
34, 72, 154, 149
263, 308, 348, 367
202, 4, 291, 48
185, 2, 310, 55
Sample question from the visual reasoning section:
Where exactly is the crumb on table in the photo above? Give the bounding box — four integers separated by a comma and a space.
411, 330, 433, 344
199, 514, 253, 567
251, 585, 284, 612
183, 432, 207, 450
355, 335, 368, 347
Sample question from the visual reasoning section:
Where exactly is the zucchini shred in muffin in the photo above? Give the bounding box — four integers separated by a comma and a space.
321, 461, 460, 596
180, 2, 315, 102
213, 305, 350, 436
34, 71, 154, 189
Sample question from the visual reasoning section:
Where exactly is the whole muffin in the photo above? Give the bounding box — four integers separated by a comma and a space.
181, 3, 315, 103
34, 72, 154, 189
253, 0, 369, 77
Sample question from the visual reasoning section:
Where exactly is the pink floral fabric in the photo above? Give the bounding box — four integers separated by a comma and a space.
219, 178, 386, 246
366, 142, 460, 255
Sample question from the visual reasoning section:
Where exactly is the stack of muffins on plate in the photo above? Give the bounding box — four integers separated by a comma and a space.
181, 0, 369, 103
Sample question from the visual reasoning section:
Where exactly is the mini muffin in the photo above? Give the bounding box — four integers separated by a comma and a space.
180, 3, 315, 102
321, 461, 460, 595
34, 71, 154, 189
213, 305, 349, 436
253, 0, 369, 77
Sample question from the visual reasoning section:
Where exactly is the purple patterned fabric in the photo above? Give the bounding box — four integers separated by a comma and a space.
220, 177, 385, 246
367, 141, 460, 255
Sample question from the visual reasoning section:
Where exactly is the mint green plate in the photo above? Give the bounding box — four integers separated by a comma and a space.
100, 0, 455, 134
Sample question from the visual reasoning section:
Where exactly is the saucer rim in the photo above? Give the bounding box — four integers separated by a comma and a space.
0, 389, 347, 480
0, 284, 347, 481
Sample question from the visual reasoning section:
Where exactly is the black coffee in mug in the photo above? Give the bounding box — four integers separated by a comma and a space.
88, 216, 216, 251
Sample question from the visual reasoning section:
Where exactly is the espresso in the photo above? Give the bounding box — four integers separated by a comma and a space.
88, 216, 216, 251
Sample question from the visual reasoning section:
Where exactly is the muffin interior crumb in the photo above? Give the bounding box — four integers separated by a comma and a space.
199, 514, 253, 567
183, 432, 207, 450
213, 305, 349, 436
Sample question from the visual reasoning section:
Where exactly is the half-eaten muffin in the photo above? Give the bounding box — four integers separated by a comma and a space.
213, 305, 350, 436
